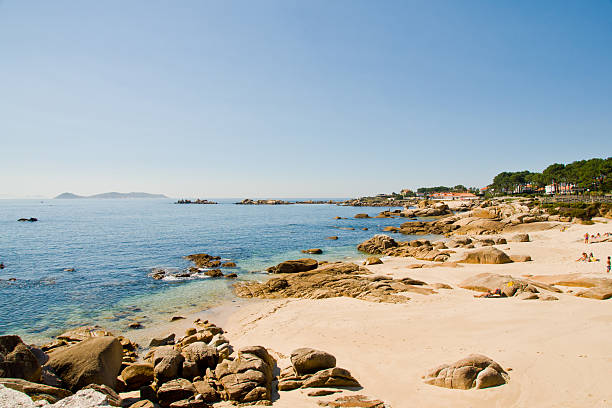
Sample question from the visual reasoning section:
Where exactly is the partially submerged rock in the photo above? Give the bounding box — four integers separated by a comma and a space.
235, 262, 424, 303
267, 258, 318, 274
423, 354, 508, 389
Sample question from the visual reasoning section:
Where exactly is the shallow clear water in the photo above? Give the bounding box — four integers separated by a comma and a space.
0, 198, 423, 343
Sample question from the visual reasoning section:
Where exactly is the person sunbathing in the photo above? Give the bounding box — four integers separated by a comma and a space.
474, 288, 503, 298
576, 253, 588, 262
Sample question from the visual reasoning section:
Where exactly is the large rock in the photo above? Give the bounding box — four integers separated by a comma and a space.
0, 378, 72, 404
51, 388, 118, 407
459, 272, 560, 297
0, 335, 42, 382
156, 379, 196, 408
423, 354, 508, 389
357, 235, 398, 254
149, 334, 175, 348
302, 367, 360, 388
153, 347, 184, 384
192, 380, 220, 402
266, 259, 318, 274
319, 395, 385, 408
458, 247, 512, 264
120, 363, 154, 391
45, 336, 123, 392
181, 342, 218, 372
215, 346, 275, 404
290, 348, 336, 375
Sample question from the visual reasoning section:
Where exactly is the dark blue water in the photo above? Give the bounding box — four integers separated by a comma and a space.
0, 199, 415, 342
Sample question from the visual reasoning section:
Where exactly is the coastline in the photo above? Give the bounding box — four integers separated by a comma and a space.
125, 219, 612, 407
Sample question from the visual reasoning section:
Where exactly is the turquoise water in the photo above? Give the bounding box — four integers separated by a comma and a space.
0, 199, 416, 343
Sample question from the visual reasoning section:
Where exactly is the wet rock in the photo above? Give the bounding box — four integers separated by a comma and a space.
221, 262, 236, 268
225, 273, 237, 278
0, 335, 42, 382
354, 214, 370, 219
326, 236, 338, 240
266, 258, 318, 274
184, 254, 221, 269
45, 336, 123, 392
203, 270, 223, 278
302, 249, 323, 254
423, 354, 509, 389
17, 218, 38, 222
291, 348, 336, 375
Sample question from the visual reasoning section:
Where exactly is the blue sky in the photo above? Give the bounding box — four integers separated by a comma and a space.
1, 0, 611, 198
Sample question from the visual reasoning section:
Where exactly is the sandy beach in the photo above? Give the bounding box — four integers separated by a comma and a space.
139, 220, 612, 408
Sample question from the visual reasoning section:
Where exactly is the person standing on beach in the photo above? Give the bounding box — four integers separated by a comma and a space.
584, 233, 589, 243
607, 256, 611, 273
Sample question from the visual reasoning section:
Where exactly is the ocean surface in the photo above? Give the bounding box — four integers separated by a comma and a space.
0, 198, 426, 343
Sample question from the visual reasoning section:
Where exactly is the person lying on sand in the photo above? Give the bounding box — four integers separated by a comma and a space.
576, 253, 588, 262
474, 288, 504, 298
588, 252, 599, 262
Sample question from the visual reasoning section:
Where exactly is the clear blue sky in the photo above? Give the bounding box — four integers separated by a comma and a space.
1, 0, 611, 198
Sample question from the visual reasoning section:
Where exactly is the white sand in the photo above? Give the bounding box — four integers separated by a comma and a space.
215, 221, 612, 407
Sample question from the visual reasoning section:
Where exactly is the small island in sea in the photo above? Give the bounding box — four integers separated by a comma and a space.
54, 192, 168, 199
175, 199, 218, 204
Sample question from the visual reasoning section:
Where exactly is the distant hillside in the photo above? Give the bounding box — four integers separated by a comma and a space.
54, 192, 168, 199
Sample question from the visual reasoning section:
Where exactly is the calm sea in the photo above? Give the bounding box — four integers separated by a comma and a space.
0, 198, 421, 343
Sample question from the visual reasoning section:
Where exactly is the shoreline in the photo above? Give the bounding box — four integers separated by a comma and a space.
123, 218, 611, 407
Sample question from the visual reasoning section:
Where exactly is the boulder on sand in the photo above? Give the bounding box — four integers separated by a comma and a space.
215, 346, 275, 404
290, 348, 336, 375
510, 233, 530, 242
266, 259, 318, 274
0, 335, 42, 382
302, 367, 360, 388
120, 363, 154, 391
357, 235, 398, 254
423, 354, 508, 389
181, 342, 218, 372
45, 336, 123, 392
459, 247, 512, 264
156, 378, 196, 407
364, 257, 383, 265
459, 272, 561, 297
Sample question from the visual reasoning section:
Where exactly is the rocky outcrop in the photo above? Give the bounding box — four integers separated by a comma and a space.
278, 349, 359, 391
0, 335, 42, 382
184, 253, 221, 268
152, 347, 184, 384
181, 342, 218, 372
459, 272, 562, 297
215, 346, 275, 404
45, 336, 123, 392
319, 395, 385, 408
510, 233, 530, 242
354, 213, 370, 219
458, 247, 512, 264
528, 274, 612, 300
266, 258, 318, 274
357, 234, 398, 254
235, 262, 430, 303
423, 354, 508, 389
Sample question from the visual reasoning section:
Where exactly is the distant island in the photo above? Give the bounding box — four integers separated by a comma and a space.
54, 192, 168, 199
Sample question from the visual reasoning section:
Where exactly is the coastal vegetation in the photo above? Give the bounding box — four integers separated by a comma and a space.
489, 157, 612, 194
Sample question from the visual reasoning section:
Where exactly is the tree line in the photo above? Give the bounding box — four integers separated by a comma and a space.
490, 157, 612, 194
